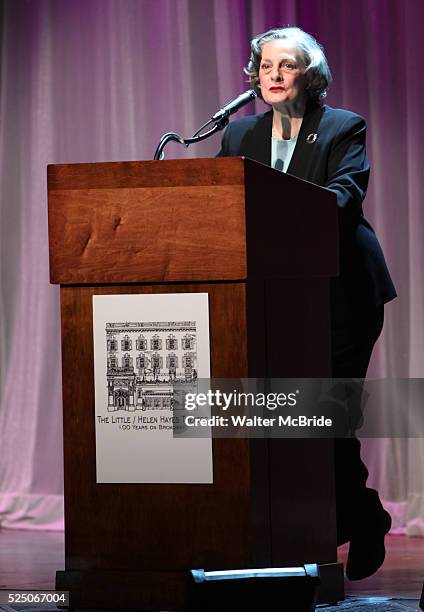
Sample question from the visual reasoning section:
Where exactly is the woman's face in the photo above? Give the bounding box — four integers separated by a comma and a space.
258, 40, 307, 106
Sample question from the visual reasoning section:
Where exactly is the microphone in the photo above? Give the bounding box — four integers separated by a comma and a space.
154, 90, 257, 159
211, 89, 257, 122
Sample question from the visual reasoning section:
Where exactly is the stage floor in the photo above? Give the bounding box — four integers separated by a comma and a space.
0, 529, 422, 606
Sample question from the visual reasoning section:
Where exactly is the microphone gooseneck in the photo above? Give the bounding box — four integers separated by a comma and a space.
153, 89, 257, 160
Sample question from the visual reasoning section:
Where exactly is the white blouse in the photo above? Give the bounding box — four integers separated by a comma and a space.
271, 135, 298, 173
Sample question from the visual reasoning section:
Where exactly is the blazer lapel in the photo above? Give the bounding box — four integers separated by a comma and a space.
243, 110, 272, 166
287, 101, 325, 180
240, 103, 325, 178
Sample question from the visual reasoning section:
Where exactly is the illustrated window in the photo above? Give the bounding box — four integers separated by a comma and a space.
121, 335, 132, 351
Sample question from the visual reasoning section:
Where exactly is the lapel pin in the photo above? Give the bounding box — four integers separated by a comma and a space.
306, 133, 318, 144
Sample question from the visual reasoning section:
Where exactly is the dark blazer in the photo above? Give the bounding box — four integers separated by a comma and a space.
217, 102, 397, 308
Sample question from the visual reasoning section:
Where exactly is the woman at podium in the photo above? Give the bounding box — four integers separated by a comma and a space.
217, 26, 396, 581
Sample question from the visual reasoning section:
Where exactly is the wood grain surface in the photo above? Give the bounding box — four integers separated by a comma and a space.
60, 283, 264, 571
48, 158, 247, 284
51, 157, 343, 607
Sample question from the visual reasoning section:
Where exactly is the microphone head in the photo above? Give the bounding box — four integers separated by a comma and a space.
211, 89, 257, 122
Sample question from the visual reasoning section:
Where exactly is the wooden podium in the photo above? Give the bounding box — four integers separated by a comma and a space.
48, 157, 343, 609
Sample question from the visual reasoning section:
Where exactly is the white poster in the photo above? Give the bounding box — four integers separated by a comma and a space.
92, 293, 212, 483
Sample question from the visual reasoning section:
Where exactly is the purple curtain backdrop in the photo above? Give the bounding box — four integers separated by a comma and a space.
0, 0, 423, 532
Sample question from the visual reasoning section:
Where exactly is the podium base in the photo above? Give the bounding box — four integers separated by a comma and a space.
56, 563, 344, 609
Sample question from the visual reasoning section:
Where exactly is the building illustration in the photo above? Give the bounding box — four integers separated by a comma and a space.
105, 321, 197, 411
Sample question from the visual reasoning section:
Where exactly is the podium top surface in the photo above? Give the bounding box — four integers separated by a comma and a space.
47, 157, 338, 285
